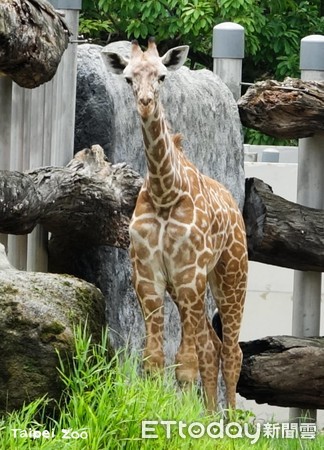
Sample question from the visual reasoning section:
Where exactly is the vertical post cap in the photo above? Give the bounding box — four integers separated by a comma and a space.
300, 35, 324, 70
48, 0, 82, 9
212, 22, 245, 59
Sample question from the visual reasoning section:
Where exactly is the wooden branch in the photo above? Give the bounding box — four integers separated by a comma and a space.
0, 145, 143, 248
0, 0, 70, 88
243, 177, 324, 272
238, 336, 324, 409
1, 155, 323, 271
238, 78, 324, 139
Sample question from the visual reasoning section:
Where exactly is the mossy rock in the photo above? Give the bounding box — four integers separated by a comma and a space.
0, 246, 106, 413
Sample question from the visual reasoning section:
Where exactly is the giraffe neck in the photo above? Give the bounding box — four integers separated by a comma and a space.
140, 102, 183, 208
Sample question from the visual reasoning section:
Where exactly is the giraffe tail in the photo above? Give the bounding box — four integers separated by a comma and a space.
212, 309, 223, 342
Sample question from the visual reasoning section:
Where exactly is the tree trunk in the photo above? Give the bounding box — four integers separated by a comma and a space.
0, 0, 70, 88
243, 177, 324, 272
238, 336, 324, 409
238, 78, 324, 139
0, 145, 143, 249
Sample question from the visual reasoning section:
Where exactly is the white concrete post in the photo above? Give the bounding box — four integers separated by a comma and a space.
290, 35, 324, 424
212, 22, 245, 101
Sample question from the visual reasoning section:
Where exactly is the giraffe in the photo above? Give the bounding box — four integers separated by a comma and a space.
102, 38, 248, 412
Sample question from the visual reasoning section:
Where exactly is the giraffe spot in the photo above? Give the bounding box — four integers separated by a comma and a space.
197, 250, 212, 269
135, 259, 154, 280
149, 119, 162, 140
155, 137, 166, 160
189, 226, 205, 252
137, 283, 156, 300
150, 179, 164, 198
131, 217, 161, 248
136, 245, 150, 260
173, 266, 196, 286
195, 195, 207, 211
162, 173, 174, 190
196, 273, 206, 295
133, 190, 154, 216
177, 286, 197, 301
151, 323, 161, 334
195, 211, 210, 232
170, 195, 194, 223
142, 126, 151, 148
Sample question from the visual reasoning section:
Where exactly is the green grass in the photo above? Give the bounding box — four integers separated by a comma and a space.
0, 325, 323, 449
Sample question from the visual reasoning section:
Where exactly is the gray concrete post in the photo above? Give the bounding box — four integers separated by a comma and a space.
212, 22, 244, 101
290, 35, 324, 424
0, 77, 12, 248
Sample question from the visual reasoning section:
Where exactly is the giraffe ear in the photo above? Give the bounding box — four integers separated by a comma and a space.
160, 46, 189, 71
101, 50, 129, 74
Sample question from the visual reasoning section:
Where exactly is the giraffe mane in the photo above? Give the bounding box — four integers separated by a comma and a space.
172, 133, 184, 152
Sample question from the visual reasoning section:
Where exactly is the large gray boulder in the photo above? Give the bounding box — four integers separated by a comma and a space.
0, 245, 105, 412
72, 41, 244, 376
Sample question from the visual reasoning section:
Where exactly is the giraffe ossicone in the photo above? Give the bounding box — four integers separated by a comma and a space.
102, 39, 248, 412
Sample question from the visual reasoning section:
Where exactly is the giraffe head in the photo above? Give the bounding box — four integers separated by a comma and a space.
102, 39, 189, 118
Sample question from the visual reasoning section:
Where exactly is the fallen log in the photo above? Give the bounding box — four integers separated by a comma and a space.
243, 177, 324, 272
238, 78, 324, 139
0, 0, 70, 88
238, 335, 324, 409
0, 145, 143, 249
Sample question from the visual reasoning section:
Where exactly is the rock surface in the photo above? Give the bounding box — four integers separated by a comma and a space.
0, 244, 105, 412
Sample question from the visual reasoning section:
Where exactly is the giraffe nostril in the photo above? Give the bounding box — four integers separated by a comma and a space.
139, 97, 153, 106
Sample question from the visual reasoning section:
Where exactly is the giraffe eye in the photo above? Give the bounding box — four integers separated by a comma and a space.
158, 75, 166, 83
125, 77, 133, 85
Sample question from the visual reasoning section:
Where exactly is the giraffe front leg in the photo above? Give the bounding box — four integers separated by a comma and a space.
135, 279, 165, 373
170, 286, 199, 386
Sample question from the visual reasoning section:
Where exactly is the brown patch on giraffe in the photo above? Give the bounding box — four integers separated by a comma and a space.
161, 173, 174, 191
170, 194, 194, 223
196, 273, 206, 295
137, 283, 158, 299
142, 126, 151, 148
133, 190, 154, 216
195, 210, 210, 232
154, 137, 167, 161
172, 245, 196, 266
135, 245, 150, 260
173, 266, 196, 286
149, 179, 164, 198
195, 195, 207, 211
149, 119, 161, 139
197, 251, 212, 269
189, 226, 205, 252
135, 259, 154, 279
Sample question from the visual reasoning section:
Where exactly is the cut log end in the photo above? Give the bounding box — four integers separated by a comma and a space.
238, 78, 324, 139
238, 336, 324, 409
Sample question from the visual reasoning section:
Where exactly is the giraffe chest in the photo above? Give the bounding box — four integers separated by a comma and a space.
129, 203, 229, 277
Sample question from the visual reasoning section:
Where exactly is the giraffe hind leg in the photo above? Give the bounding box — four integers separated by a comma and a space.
208, 260, 247, 409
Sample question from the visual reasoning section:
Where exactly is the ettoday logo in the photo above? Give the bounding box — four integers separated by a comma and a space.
142, 419, 262, 444
142, 420, 317, 443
